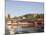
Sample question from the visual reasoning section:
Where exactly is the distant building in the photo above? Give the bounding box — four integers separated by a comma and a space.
6, 15, 44, 32
6, 15, 17, 32
17, 19, 34, 28
34, 18, 44, 28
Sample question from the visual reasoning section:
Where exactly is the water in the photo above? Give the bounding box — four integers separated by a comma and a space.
15, 26, 44, 34
5, 25, 44, 35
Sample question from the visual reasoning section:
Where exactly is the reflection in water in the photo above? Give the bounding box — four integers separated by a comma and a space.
16, 26, 23, 34
15, 26, 44, 34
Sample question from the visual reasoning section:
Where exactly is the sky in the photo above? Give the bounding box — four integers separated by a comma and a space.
6, 0, 44, 16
